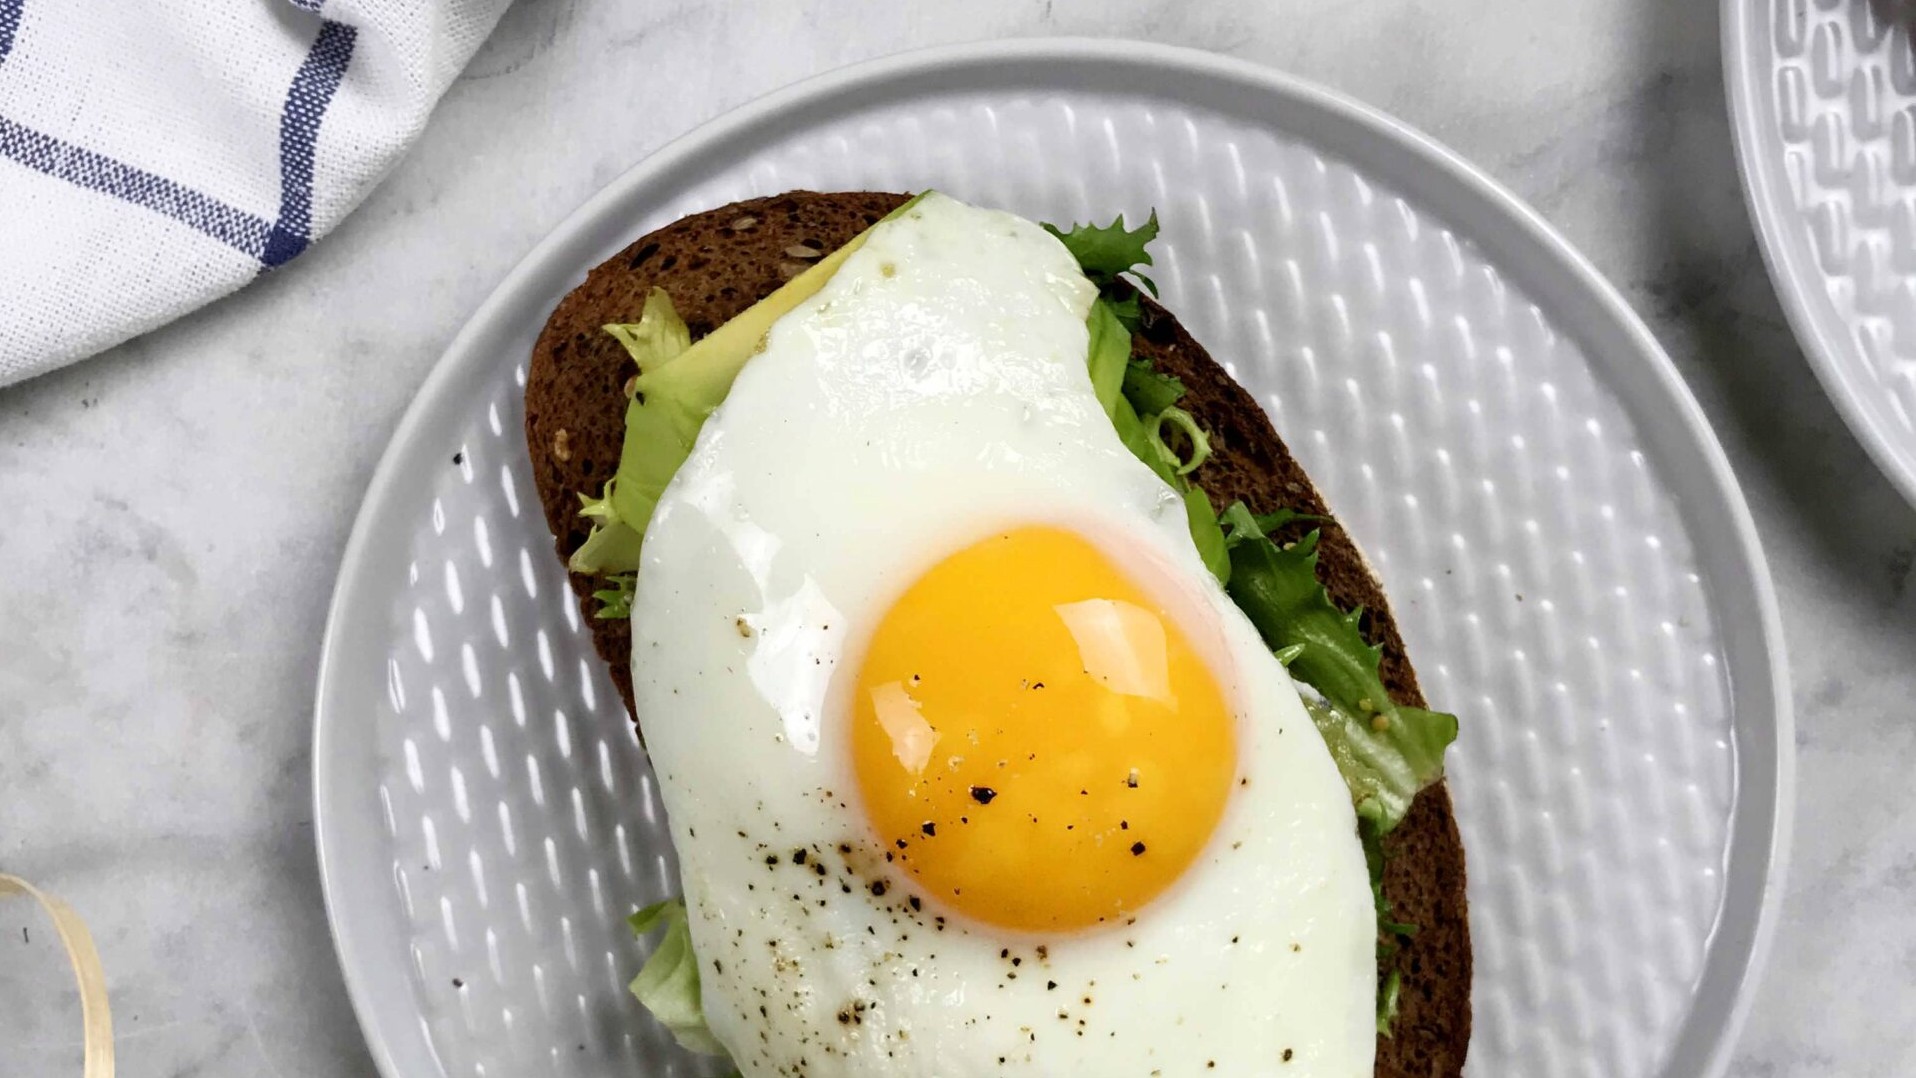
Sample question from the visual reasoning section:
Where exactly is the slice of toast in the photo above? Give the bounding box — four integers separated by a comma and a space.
525, 190, 1470, 1076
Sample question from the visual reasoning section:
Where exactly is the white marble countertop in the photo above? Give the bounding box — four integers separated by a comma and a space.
2, 2, 1912, 1076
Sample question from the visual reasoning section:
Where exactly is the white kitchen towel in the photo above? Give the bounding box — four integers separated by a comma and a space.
0, 0, 513, 386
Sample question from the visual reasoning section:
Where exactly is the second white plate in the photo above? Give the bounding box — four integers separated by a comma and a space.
315, 39, 1791, 1078
1725, 0, 1916, 506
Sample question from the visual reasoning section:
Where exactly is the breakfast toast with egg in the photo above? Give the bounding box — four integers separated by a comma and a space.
525, 190, 1469, 1077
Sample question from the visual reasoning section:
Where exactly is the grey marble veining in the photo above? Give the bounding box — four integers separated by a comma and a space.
1, 1, 1912, 1075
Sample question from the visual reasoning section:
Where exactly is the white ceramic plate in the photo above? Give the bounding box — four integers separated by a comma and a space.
315, 39, 1791, 1078
1724, 0, 1916, 506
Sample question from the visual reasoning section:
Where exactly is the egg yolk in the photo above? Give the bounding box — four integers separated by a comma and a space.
850, 525, 1237, 933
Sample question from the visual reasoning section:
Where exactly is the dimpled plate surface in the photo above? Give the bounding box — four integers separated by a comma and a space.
315, 40, 1790, 1078
1725, 0, 1916, 505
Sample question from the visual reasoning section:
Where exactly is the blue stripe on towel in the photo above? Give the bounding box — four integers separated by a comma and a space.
0, 0, 23, 66
0, 114, 275, 255
263, 18, 355, 265
0, 9, 357, 267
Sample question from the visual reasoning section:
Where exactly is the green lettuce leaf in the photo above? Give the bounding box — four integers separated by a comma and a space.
1121, 357, 1185, 415
1181, 486, 1229, 584
1303, 692, 1457, 836
1377, 967, 1404, 1034
1149, 407, 1211, 476
628, 898, 728, 1058
1043, 211, 1160, 296
1358, 802, 1415, 1035
569, 289, 694, 576
571, 484, 646, 577
592, 573, 637, 620
1219, 504, 1458, 834
1083, 297, 1229, 584
1050, 216, 1230, 580
1086, 298, 1131, 425
1252, 506, 1321, 533
604, 287, 693, 374
1103, 289, 1142, 331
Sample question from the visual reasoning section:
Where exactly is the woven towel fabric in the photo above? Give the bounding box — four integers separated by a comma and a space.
0, 0, 512, 386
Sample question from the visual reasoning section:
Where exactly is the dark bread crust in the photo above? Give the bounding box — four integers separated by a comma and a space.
525, 190, 1469, 1075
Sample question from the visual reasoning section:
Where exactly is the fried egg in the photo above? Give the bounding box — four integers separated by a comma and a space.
630, 193, 1376, 1076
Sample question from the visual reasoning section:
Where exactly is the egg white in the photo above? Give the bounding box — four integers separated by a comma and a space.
630, 193, 1376, 1076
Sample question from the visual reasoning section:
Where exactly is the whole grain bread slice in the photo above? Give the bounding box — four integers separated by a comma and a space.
524, 190, 1470, 1076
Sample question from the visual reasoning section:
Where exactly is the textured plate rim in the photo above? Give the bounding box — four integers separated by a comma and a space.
314, 37, 1794, 1078
1721, 0, 1916, 508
